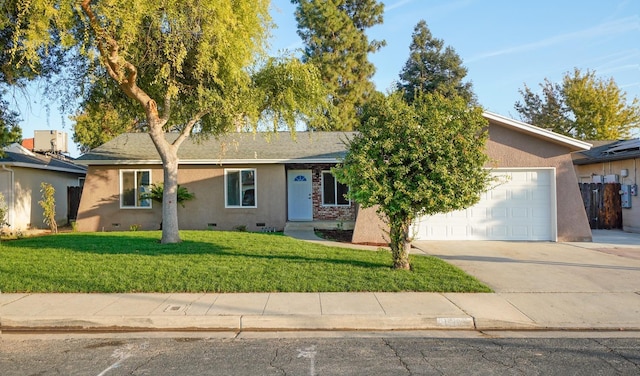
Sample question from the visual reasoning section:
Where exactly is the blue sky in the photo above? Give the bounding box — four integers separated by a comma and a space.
271, 0, 639, 117
15, 0, 640, 156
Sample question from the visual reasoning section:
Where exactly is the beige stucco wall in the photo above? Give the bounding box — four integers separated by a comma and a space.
352, 123, 593, 244
574, 158, 640, 233
486, 125, 592, 242
1, 166, 83, 230
76, 164, 287, 232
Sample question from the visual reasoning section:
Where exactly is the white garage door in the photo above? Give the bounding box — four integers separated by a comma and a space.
414, 169, 556, 241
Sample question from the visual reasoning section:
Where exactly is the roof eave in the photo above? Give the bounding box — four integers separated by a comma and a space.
1, 161, 87, 174
483, 111, 592, 151
573, 153, 640, 165
76, 158, 343, 166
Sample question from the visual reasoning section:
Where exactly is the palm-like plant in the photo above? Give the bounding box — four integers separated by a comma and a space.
141, 183, 195, 208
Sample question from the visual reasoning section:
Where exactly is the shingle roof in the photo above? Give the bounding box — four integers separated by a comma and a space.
76, 132, 355, 165
1, 144, 87, 174
573, 139, 640, 165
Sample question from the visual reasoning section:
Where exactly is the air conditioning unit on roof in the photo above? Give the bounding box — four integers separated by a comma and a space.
33, 130, 68, 153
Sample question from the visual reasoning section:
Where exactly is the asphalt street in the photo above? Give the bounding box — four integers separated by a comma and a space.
2, 333, 640, 375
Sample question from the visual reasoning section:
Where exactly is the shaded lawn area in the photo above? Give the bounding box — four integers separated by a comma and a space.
0, 231, 491, 293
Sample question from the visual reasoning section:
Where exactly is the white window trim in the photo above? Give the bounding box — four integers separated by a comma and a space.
224, 168, 257, 208
321, 171, 350, 207
119, 169, 152, 209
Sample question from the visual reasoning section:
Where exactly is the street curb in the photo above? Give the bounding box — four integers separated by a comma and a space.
3, 316, 640, 333
0, 315, 479, 333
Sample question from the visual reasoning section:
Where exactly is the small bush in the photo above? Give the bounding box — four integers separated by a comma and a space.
0, 192, 9, 229
39, 182, 57, 234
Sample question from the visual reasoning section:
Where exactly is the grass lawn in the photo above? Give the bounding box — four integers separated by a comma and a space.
0, 231, 491, 293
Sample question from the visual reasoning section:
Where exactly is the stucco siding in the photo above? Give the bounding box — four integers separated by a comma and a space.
5, 167, 83, 230
574, 158, 640, 233
486, 126, 592, 242
76, 164, 287, 232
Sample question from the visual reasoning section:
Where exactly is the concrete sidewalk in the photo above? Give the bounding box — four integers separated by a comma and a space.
1, 230, 639, 333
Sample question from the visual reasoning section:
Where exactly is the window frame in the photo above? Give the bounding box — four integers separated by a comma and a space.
119, 169, 152, 209
321, 171, 350, 207
224, 168, 257, 208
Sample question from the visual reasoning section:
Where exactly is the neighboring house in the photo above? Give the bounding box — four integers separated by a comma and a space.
573, 139, 640, 233
75, 132, 357, 233
75, 112, 593, 243
0, 143, 87, 231
354, 112, 593, 243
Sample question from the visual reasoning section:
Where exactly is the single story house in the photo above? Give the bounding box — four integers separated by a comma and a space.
0, 143, 87, 231
75, 112, 593, 242
75, 132, 357, 233
573, 139, 640, 233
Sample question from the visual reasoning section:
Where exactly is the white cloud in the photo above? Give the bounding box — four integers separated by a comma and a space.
468, 16, 639, 63
385, 0, 415, 12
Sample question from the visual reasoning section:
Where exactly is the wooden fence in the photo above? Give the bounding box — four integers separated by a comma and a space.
67, 186, 83, 223
578, 183, 622, 229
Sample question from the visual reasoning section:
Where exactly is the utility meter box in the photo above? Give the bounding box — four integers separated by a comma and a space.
621, 184, 632, 208
604, 174, 620, 183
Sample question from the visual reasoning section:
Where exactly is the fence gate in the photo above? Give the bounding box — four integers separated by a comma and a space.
578, 183, 622, 229
67, 186, 83, 222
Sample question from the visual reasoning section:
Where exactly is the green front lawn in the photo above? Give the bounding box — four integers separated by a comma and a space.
0, 231, 491, 293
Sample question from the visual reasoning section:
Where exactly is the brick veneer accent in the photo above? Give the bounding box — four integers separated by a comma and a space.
286, 163, 356, 221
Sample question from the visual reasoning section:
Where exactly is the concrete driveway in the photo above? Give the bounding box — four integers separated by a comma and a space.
412, 230, 640, 294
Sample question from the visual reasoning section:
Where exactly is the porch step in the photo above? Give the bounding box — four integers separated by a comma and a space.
284, 222, 315, 232
284, 221, 355, 232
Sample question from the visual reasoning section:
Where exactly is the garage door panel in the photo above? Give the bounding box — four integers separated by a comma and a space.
511, 189, 529, 200
511, 226, 530, 237
415, 169, 555, 241
532, 207, 550, 218
511, 207, 529, 218
490, 225, 508, 237
450, 225, 471, 237
490, 188, 508, 200
469, 207, 488, 219
533, 170, 551, 184
491, 207, 508, 218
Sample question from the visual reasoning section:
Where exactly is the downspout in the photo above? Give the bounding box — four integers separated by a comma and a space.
1, 164, 14, 229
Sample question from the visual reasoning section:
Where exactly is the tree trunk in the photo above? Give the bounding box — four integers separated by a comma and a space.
148, 121, 181, 244
388, 214, 412, 270
160, 154, 180, 243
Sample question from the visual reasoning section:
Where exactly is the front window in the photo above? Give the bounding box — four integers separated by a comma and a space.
120, 170, 151, 208
322, 171, 349, 206
225, 169, 256, 208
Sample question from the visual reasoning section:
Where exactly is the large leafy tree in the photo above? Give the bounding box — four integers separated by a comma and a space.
333, 92, 489, 269
0, 92, 21, 149
4, 0, 326, 243
1, 0, 66, 145
398, 20, 475, 104
515, 68, 640, 140
71, 77, 142, 153
292, 0, 385, 130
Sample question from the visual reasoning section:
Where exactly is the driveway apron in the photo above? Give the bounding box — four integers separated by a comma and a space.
412, 235, 640, 293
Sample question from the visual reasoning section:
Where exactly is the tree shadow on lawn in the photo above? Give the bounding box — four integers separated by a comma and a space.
3, 232, 392, 270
